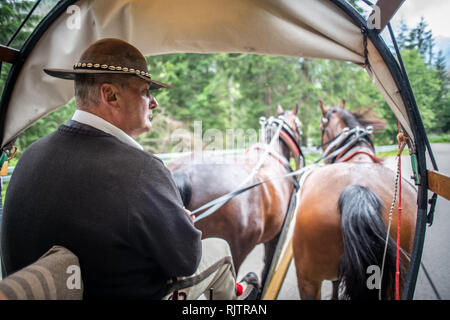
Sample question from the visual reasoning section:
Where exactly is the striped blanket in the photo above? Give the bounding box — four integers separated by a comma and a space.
0, 246, 83, 300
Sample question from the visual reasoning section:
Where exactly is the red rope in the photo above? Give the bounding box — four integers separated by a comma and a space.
396, 121, 402, 300
334, 146, 349, 162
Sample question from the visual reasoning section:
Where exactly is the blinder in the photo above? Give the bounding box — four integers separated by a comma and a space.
261, 113, 305, 169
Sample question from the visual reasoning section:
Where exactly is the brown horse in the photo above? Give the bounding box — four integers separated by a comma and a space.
168, 104, 303, 284
292, 100, 417, 300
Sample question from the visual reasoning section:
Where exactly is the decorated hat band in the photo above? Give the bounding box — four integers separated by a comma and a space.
73, 62, 152, 79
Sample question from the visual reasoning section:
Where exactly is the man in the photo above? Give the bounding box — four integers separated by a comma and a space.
0, 38, 259, 299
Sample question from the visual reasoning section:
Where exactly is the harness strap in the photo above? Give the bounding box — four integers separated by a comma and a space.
319, 127, 375, 164
322, 128, 351, 159
191, 165, 313, 221
279, 130, 300, 158
338, 149, 381, 163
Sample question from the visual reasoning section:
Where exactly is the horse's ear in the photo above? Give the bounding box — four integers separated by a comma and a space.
293, 103, 298, 115
339, 99, 346, 109
319, 100, 327, 116
276, 103, 284, 115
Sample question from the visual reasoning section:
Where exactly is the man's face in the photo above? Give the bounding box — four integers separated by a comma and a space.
116, 77, 158, 138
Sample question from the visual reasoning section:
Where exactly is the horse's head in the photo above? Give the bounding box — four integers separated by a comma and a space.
260, 103, 304, 169
319, 99, 350, 148
318, 99, 386, 160
276, 103, 303, 142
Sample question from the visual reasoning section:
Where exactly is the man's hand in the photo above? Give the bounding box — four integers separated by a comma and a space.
184, 208, 195, 221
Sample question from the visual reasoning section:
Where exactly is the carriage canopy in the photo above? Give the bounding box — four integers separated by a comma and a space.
2, 0, 413, 147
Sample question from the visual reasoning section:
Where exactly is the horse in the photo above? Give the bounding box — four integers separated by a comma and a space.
292, 100, 417, 300
167, 104, 303, 285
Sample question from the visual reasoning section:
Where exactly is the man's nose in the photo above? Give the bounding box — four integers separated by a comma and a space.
149, 96, 158, 109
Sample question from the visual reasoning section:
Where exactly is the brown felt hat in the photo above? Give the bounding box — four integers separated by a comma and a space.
44, 38, 172, 90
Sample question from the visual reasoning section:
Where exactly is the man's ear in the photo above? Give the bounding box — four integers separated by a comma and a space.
99, 83, 120, 108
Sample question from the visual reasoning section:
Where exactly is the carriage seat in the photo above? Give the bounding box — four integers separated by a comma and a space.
0, 246, 83, 300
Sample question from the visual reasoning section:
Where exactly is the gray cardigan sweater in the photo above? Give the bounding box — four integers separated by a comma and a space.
1, 121, 202, 299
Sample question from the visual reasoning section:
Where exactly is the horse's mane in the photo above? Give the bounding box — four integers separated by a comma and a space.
329, 106, 386, 133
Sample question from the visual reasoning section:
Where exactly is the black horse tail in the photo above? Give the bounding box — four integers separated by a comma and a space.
171, 171, 192, 208
338, 184, 402, 300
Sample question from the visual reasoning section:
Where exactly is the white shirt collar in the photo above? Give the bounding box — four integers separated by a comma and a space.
71, 109, 144, 151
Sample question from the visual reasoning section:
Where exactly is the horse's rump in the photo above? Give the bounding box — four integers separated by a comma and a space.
293, 162, 417, 299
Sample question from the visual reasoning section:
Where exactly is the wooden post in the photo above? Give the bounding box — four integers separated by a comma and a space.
369, 0, 405, 33
262, 237, 294, 300
0, 45, 19, 64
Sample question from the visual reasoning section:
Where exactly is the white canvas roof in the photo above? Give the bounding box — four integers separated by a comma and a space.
1, 0, 413, 147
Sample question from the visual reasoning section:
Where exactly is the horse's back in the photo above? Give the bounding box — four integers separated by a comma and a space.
168, 156, 259, 209
293, 162, 417, 281
298, 162, 417, 225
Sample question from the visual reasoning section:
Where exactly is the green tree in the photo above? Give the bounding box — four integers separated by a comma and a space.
403, 49, 440, 129
16, 100, 77, 153
0, 0, 40, 46
396, 19, 409, 49
433, 50, 450, 133
0, 0, 41, 93
405, 17, 434, 64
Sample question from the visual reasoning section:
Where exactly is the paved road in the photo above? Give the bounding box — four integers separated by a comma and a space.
237, 143, 450, 300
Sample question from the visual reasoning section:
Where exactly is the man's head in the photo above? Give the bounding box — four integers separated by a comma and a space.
44, 38, 172, 137
74, 73, 158, 137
